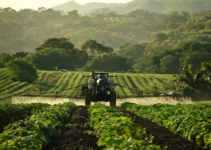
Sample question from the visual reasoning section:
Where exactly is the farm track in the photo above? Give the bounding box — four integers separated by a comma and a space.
127, 75, 139, 89
0, 105, 48, 133
43, 106, 105, 150
117, 107, 208, 150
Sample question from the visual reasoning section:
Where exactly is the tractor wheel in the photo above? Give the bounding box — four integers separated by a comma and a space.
85, 90, 92, 107
110, 91, 116, 108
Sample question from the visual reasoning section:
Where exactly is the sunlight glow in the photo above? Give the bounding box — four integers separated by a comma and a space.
1, 0, 133, 10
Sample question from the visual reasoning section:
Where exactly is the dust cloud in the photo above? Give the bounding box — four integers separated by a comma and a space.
12, 96, 192, 106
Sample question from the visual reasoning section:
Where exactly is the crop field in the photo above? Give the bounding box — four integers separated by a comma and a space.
1, 69, 210, 149
0, 69, 177, 103
0, 101, 209, 150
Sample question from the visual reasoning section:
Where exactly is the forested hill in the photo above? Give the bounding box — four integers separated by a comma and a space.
52, 1, 125, 14
52, 0, 211, 14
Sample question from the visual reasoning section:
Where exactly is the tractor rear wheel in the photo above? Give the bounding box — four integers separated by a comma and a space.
110, 91, 116, 107
85, 90, 92, 107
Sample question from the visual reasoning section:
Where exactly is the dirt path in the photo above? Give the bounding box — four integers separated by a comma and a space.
43, 106, 105, 150
117, 107, 208, 150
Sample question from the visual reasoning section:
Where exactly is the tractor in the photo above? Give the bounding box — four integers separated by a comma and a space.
82, 70, 117, 107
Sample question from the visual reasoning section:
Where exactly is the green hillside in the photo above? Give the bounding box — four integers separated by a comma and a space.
0, 69, 177, 103
52, 0, 211, 14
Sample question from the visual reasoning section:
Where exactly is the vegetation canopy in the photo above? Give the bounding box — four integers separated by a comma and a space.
6, 58, 38, 83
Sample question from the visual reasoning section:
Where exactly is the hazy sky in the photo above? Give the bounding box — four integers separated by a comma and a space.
1, 0, 133, 10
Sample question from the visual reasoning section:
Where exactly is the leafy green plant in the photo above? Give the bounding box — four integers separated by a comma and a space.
0, 102, 76, 149
120, 102, 211, 148
88, 102, 160, 149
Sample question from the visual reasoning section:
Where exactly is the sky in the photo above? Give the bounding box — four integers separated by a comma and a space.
0, 0, 133, 10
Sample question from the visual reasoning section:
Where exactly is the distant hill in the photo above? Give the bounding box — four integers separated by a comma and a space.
52, 1, 125, 14
52, 0, 211, 15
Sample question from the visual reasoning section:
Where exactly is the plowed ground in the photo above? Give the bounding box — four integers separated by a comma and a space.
43, 106, 105, 150
117, 107, 208, 150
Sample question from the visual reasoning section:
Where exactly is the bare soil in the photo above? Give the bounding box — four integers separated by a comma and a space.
117, 107, 208, 150
43, 106, 105, 150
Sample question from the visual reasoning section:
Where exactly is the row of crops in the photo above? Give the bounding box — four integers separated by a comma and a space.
0, 102, 76, 149
0, 101, 161, 149
1, 101, 209, 149
89, 103, 160, 149
29, 71, 174, 97
0, 69, 175, 100
120, 102, 211, 148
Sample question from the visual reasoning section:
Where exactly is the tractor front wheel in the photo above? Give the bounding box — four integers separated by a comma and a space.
110, 91, 116, 107
85, 90, 92, 107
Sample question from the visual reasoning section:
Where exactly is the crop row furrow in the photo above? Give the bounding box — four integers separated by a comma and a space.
0, 82, 20, 93
130, 75, 145, 91
120, 102, 211, 148
0, 80, 13, 89
47, 73, 67, 93
0, 72, 10, 80
144, 76, 154, 86
55, 72, 74, 92
1, 82, 29, 95
89, 103, 160, 149
0, 84, 31, 99
117, 75, 133, 96
37, 71, 47, 82
67, 74, 83, 96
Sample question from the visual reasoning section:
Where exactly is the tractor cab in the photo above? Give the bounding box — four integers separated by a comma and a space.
93, 72, 108, 80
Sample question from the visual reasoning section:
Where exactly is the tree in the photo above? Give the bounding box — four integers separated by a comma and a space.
178, 61, 211, 99
82, 53, 132, 72
81, 39, 113, 55
160, 55, 177, 73
0, 53, 13, 67
6, 58, 38, 83
30, 47, 88, 70
13, 52, 29, 58
36, 38, 74, 53
68, 10, 79, 19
